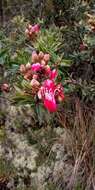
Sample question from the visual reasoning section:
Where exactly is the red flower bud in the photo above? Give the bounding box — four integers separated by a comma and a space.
26, 63, 31, 70
32, 51, 39, 63
30, 79, 40, 87
20, 64, 26, 74
24, 70, 32, 80
43, 54, 50, 62
39, 51, 44, 60
33, 74, 38, 80
41, 60, 46, 66
1, 83, 9, 92
44, 65, 51, 75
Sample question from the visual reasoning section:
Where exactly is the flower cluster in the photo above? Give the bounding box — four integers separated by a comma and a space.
25, 24, 40, 39
20, 51, 64, 112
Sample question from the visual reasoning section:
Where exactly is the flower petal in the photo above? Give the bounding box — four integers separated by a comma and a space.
44, 93, 57, 112
43, 79, 55, 90
50, 69, 58, 80
31, 63, 42, 72
32, 24, 40, 33
38, 87, 44, 99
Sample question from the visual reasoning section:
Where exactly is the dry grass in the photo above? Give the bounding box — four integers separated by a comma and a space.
57, 96, 95, 190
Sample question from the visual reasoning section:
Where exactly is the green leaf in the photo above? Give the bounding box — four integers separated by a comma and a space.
12, 92, 34, 106
85, 36, 95, 46
0, 48, 8, 58
60, 59, 73, 66
21, 80, 32, 90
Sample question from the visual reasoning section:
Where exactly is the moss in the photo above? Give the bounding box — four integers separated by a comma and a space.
36, 144, 53, 167
34, 127, 57, 167
16, 188, 32, 190
45, 182, 59, 190
0, 127, 6, 142
0, 157, 15, 178
75, 184, 84, 190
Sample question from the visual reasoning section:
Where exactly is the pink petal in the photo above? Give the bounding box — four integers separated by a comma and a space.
44, 93, 57, 112
50, 69, 58, 80
38, 87, 44, 99
43, 79, 55, 90
33, 74, 38, 79
38, 79, 57, 112
38, 90, 42, 99
31, 63, 42, 72
32, 24, 40, 33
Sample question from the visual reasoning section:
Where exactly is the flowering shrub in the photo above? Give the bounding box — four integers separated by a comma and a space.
19, 51, 64, 112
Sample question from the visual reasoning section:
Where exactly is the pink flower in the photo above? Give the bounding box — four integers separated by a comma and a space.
30, 79, 40, 87
32, 24, 40, 34
50, 69, 58, 80
44, 93, 57, 112
38, 80, 57, 112
38, 79, 64, 112
25, 24, 40, 39
43, 79, 55, 91
31, 63, 42, 72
